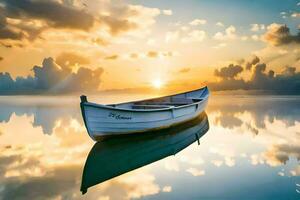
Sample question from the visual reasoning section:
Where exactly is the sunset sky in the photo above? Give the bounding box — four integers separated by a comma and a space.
0, 0, 299, 94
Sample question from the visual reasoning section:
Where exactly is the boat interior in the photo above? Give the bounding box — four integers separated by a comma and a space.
106, 87, 208, 110
132, 97, 202, 109
108, 96, 203, 110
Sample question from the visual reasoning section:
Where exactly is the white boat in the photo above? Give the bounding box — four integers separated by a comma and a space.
80, 86, 209, 141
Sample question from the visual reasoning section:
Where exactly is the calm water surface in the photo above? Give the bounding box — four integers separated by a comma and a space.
0, 94, 299, 200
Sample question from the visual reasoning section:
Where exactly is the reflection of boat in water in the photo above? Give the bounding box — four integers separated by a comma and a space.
81, 112, 209, 194
80, 86, 209, 140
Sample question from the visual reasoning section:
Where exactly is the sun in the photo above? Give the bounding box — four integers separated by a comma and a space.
151, 79, 164, 89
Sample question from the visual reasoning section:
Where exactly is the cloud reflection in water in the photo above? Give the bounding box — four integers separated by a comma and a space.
0, 94, 299, 199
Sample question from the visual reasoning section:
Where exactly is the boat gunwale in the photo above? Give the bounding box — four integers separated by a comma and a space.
82, 86, 209, 113
83, 96, 208, 112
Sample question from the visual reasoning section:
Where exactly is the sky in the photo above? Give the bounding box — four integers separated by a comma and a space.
0, 0, 299, 94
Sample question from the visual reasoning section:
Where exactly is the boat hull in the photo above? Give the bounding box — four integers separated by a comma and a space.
80, 87, 209, 140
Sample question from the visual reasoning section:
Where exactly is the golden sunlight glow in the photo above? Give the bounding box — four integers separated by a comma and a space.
151, 79, 164, 89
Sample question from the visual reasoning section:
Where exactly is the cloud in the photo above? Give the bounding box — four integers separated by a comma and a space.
0, 42, 12, 48
224, 156, 235, 167
0, 13, 24, 41
0, 0, 161, 47
0, 57, 103, 94
101, 16, 138, 36
213, 25, 236, 41
165, 31, 179, 43
130, 53, 139, 59
162, 186, 172, 192
189, 19, 207, 26
186, 168, 205, 176
250, 24, 265, 32
147, 38, 156, 45
105, 54, 119, 60
162, 9, 172, 16
291, 12, 300, 18
56, 52, 90, 69
181, 30, 206, 43
180, 26, 190, 31
214, 64, 243, 79
164, 159, 179, 172
0, 0, 94, 46
163, 51, 173, 57
208, 56, 300, 94
251, 34, 260, 41
0, 162, 82, 199
91, 37, 110, 46
147, 51, 158, 58
110, 4, 160, 35
245, 55, 260, 70
263, 23, 300, 46
208, 93, 300, 130
241, 36, 248, 41
93, 168, 160, 200
216, 22, 224, 27
290, 166, 300, 176
264, 144, 300, 166
2, 0, 94, 30
0, 113, 92, 199
144, 51, 173, 58
0, 101, 81, 135
211, 160, 223, 167
213, 42, 227, 49
128, 51, 174, 59
281, 65, 297, 75
178, 68, 191, 73
215, 112, 242, 128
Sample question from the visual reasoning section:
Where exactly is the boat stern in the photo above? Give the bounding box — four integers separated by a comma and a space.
80, 95, 97, 141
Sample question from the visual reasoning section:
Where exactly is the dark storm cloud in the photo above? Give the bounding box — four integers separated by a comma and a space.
0, 57, 103, 94
263, 24, 300, 46
0, 0, 160, 47
2, 0, 94, 30
0, 0, 94, 45
246, 55, 260, 70
214, 64, 243, 79
0, 25, 23, 40
0, 11, 24, 40
208, 57, 300, 94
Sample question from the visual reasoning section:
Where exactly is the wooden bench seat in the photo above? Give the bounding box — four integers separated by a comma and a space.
132, 105, 174, 109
